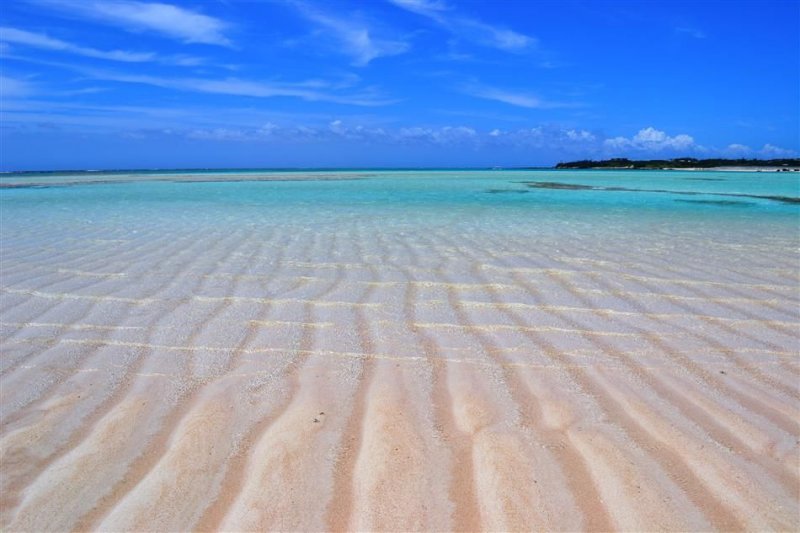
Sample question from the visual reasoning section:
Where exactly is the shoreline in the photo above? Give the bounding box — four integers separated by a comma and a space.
2, 166, 799, 189
667, 166, 800, 172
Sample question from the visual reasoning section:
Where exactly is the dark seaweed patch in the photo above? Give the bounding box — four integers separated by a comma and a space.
0, 175, 370, 189
525, 182, 595, 190
0, 182, 101, 189
174, 176, 370, 184
485, 189, 529, 194
675, 199, 755, 207
523, 181, 800, 205
761, 195, 800, 204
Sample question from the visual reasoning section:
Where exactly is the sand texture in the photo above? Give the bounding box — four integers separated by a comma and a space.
1, 215, 798, 532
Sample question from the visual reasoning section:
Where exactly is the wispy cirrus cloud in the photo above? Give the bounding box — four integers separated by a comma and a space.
388, 0, 536, 52
289, 2, 409, 66
0, 26, 154, 62
675, 26, 706, 39
34, 0, 232, 46
463, 83, 579, 109
0, 75, 36, 98
80, 68, 397, 106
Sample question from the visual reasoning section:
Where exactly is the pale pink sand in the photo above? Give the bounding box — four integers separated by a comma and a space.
1, 222, 798, 531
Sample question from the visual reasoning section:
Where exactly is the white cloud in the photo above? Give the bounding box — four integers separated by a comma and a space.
187, 127, 251, 141
152, 121, 800, 160
760, 143, 795, 157
0, 27, 155, 62
675, 27, 706, 39
467, 86, 542, 108
459, 19, 535, 51
327, 120, 389, 140
726, 143, 751, 153
165, 54, 205, 66
0, 75, 35, 98
397, 125, 477, 145
80, 68, 396, 106
388, 0, 448, 17
487, 125, 598, 150
37, 0, 231, 46
388, 0, 535, 52
603, 127, 695, 152
184, 121, 479, 146
565, 129, 596, 142
291, 2, 408, 66
463, 84, 576, 109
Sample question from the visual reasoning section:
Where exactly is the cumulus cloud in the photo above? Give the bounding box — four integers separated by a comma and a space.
0, 26, 154, 62
397, 125, 477, 144
290, 2, 408, 66
36, 0, 232, 46
187, 123, 289, 142
187, 128, 252, 141
181, 122, 603, 151
486, 125, 598, 150
760, 143, 795, 156
603, 127, 696, 152
565, 129, 596, 142
185, 121, 480, 146
726, 143, 751, 154
180, 122, 708, 158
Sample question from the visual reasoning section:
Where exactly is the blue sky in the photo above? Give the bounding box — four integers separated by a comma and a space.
1, 0, 798, 170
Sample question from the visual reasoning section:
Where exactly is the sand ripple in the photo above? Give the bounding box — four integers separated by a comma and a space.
1, 220, 798, 532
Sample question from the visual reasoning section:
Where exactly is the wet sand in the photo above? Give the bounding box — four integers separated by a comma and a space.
1, 214, 798, 531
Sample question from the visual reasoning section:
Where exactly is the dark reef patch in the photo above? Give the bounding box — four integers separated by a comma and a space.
525, 182, 595, 190
0, 181, 121, 189
523, 181, 800, 205
675, 199, 755, 207
485, 189, 529, 194
0, 175, 371, 189
761, 195, 800, 204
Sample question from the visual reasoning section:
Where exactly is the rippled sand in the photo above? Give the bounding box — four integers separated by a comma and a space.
1, 212, 799, 531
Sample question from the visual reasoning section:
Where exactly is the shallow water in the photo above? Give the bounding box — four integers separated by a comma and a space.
1, 169, 798, 531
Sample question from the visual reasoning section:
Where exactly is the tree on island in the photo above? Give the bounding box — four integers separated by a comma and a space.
555, 158, 800, 170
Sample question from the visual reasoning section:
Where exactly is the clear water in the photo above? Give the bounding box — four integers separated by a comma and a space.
1, 169, 798, 531
1, 170, 798, 250
2, 168, 798, 210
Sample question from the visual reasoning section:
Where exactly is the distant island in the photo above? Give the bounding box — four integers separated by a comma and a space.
555, 158, 800, 170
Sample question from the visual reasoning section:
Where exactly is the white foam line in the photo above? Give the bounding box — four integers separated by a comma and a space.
427, 299, 799, 326
0, 288, 381, 308
6, 337, 794, 373
0, 321, 145, 331
479, 264, 798, 291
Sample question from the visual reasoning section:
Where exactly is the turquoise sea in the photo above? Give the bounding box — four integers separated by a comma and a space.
2, 168, 798, 233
